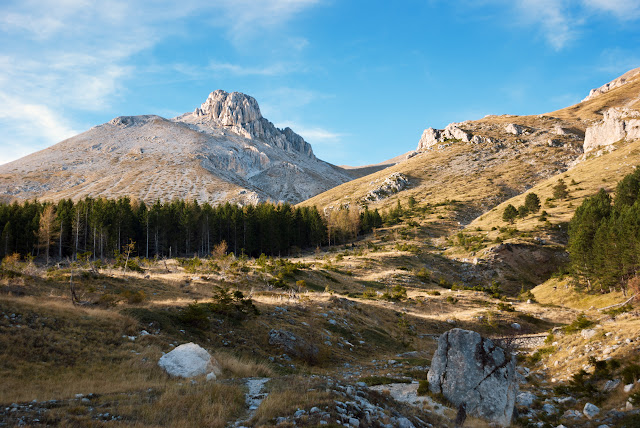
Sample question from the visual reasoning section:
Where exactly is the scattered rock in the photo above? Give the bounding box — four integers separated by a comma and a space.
583, 402, 600, 419
581, 329, 598, 340
158, 342, 220, 378
603, 379, 621, 391
268, 329, 318, 362
517, 391, 537, 407
427, 328, 517, 426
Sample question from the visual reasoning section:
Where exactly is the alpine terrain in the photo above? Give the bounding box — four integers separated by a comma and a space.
0, 90, 358, 205
1, 68, 640, 428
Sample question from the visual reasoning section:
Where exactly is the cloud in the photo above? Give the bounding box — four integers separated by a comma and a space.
583, 0, 640, 19
0, 0, 320, 164
276, 121, 344, 142
512, 0, 577, 50
503, 0, 640, 50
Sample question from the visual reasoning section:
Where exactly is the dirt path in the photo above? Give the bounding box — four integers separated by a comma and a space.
232, 377, 270, 428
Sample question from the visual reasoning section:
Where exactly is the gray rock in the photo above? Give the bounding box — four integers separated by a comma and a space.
517, 391, 537, 407
348, 417, 360, 427
396, 417, 415, 428
603, 379, 621, 391
511, 322, 521, 330
427, 328, 517, 426
158, 343, 220, 378
542, 403, 557, 415
581, 329, 598, 340
583, 402, 600, 419
268, 329, 318, 362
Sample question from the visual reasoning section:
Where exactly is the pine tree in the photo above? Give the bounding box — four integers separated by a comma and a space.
524, 193, 541, 213
502, 204, 518, 223
553, 179, 569, 200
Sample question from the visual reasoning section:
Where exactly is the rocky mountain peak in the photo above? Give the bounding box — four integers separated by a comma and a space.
194, 90, 263, 126
582, 66, 640, 102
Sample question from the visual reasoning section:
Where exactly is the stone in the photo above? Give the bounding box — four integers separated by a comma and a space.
505, 123, 524, 135
542, 403, 557, 415
583, 402, 600, 419
581, 329, 598, 340
396, 417, 415, 428
348, 417, 360, 427
624, 383, 634, 392
517, 391, 537, 407
603, 379, 620, 391
427, 328, 517, 426
511, 323, 521, 330
268, 329, 318, 362
158, 342, 220, 378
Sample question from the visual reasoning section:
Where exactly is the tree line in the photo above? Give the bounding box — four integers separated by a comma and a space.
568, 168, 640, 295
0, 197, 385, 262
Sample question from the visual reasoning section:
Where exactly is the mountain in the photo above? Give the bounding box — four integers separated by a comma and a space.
302, 67, 640, 219
0, 90, 354, 205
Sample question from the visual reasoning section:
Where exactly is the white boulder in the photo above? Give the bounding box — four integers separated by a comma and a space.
158, 342, 221, 378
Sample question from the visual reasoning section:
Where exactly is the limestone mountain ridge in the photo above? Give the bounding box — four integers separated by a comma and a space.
0, 90, 352, 205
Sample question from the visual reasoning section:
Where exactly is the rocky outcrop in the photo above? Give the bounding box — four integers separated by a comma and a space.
417, 122, 492, 151
193, 90, 313, 156
158, 342, 221, 379
427, 328, 517, 427
363, 172, 409, 202
582, 67, 640, 102
505, 123, 524, 135
583, 108, 640, 153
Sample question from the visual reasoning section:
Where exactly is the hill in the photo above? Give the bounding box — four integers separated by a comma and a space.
0, 90, 354, 205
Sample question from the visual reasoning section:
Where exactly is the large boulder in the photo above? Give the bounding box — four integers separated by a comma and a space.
158, 342, 221, 378
427, 328, 517, 427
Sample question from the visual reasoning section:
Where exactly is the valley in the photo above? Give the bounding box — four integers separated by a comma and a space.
1, 68, 640, 427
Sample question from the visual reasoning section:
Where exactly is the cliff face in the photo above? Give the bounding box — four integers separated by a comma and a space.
583, 108, 640, 153
185, 90, 313, 157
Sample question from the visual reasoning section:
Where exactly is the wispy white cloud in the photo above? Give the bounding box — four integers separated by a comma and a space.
276, 120, 344, 142
0, 0, 321, 164
583, 0, 640, 19
501, 0, 640, 50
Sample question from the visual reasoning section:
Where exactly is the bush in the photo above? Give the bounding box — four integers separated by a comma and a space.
415, 268, 431, 283
359, 376, 411, 386
417, 380, 429, 396
622, 364, 640, 385
497, 302, 515, 312
563, 313, 594, 334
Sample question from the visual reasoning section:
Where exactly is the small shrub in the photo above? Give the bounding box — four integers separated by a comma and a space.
497, 302, 515, 312
416, 380, 429, 396
415, 268, 431, 283
622, 364, 640, 384
528, 346, 555, 364
359, 376, 411, 386
563, 313, 594, 334
445, 296, 458, 304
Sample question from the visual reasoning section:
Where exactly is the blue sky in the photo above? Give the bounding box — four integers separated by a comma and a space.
1, 0, 640, 166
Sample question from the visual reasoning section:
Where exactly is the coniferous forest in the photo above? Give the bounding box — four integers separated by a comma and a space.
0, 198, 385, 261
568, 168, 640, 295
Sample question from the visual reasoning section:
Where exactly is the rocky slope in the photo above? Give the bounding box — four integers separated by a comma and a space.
303, 67, 640, 219
0, 90, 353, 205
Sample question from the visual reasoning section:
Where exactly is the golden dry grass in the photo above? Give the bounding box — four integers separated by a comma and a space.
532, 277, 628, 311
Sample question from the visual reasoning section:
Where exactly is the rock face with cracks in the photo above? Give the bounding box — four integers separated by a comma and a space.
158, 342, 221, 379
427, 328, 517, 427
